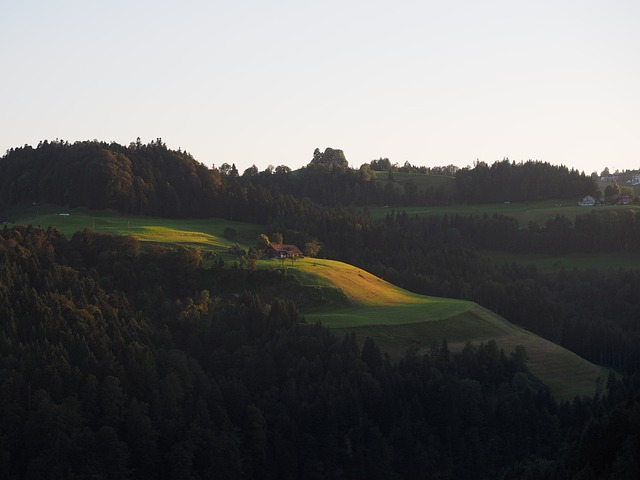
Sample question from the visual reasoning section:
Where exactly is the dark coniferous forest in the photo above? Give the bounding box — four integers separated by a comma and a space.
1, 140, 640, 478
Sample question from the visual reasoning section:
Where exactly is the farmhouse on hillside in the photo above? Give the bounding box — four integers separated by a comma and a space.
264, 243, 303, 259
578, 195, 596, 206
616, 193, 632, 205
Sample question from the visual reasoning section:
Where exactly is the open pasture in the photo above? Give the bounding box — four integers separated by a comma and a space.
365, 200, 637, 225
8, 204, 264, 252
288, 258, 611, 400
483, 250, 640, 273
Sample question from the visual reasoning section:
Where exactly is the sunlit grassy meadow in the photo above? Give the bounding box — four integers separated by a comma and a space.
8, 204, 263, 253
282, 257, 610, 400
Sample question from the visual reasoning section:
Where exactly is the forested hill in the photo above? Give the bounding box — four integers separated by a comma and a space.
1, 140, 598, 218
0, 139, 222, 218
1, 225, 637, 479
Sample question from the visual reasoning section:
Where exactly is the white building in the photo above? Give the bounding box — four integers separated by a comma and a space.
578, 195, 596, 206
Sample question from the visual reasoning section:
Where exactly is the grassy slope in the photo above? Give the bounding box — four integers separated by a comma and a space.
287, 258, 610, 400
10, 205, 609, 400
8, 205, 263, 254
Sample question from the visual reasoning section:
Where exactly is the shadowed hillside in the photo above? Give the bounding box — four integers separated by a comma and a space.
285, 258, 610, 400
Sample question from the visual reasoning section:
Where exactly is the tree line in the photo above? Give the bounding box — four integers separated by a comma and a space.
455, 159, 597, 203
1, 142, 603, 219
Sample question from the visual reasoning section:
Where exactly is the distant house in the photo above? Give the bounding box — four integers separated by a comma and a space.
619, 193, 632, 205
578, 195, 596, 206
264, 244, 303, 259
600, 175, 618, 182
608, 192, 633, 205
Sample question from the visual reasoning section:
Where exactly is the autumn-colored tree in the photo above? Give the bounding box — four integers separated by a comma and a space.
304, 240, 321, 258
255, 234, 270, 251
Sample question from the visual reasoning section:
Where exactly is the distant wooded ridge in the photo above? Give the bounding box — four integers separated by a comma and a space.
1, 139, 601, 218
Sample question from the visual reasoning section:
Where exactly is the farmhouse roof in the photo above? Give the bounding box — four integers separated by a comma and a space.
604, 192, 632, 205
268, 244, 303, 256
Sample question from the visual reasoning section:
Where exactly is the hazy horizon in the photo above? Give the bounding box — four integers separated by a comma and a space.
2, 0, 638, 175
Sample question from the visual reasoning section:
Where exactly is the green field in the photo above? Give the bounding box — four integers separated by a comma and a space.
285, 258, 473, 323
365, 200, 638, 225
9, 205, 611, 400
376, 172, 456, 193
483, 250, 640, 273
7, 205, 264, 253
283, 258, 610, 400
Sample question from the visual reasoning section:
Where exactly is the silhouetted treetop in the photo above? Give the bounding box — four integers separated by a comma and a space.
308, 147, 349, 170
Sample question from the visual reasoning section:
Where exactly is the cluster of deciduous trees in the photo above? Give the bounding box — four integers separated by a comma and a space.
368, 157, 459, 177
2, 226, 638, 478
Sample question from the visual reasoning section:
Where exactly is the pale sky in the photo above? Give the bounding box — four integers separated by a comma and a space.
1, 0, 638, 175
